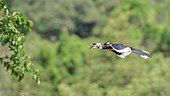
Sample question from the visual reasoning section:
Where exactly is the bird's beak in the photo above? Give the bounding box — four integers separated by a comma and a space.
90, 43, 102, 49
90, 45, 95, 49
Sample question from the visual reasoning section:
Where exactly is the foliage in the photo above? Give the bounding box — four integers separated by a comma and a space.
0, 0, 170, 96
9, 0, 111, 39
158, 26, 170, 56
0, 1, 39, 83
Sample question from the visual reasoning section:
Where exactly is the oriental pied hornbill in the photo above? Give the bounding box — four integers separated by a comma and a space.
90, 42, 151, 59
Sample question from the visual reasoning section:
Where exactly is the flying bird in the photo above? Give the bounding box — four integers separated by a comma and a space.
90, 42, 151, 59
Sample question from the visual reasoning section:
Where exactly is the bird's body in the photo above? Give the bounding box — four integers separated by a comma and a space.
90, 42, 151, 59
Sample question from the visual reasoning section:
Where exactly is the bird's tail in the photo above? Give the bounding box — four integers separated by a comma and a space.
131, 48, 151, 59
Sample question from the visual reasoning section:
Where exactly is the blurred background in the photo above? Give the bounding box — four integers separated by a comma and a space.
0, 0, 170, 96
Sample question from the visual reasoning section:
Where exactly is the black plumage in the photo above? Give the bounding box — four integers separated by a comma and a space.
111, 44, 129, 50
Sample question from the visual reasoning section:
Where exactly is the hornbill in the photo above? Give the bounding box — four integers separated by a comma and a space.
90, 42, 151, 59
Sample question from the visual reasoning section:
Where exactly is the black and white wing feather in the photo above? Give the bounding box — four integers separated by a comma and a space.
131, 48, 151, 59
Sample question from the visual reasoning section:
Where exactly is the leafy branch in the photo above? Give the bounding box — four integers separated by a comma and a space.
0, 1, 40, 84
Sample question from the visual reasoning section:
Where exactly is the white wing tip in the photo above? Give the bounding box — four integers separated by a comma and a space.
140, 55, 150, 59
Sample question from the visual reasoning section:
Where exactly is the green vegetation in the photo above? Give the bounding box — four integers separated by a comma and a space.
0, 0, 170, 96
0, 1, 39, 84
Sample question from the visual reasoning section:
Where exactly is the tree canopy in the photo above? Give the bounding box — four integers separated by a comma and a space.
0, 1, 39, 84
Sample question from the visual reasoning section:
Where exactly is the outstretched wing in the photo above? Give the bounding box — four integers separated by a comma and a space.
111, 44, 129, 50
111, 44, 131, 52
110, 44, 132, 58
132, 48, 151, 59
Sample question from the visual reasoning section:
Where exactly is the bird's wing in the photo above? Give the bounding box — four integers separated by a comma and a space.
111, 44, 131, 53
111, 44, 128, 50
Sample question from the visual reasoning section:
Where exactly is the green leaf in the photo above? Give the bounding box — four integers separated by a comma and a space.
0, 1, 40, 84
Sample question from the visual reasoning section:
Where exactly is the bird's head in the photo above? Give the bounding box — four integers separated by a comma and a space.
90, 42, 112, 49
90, 43, 103, 49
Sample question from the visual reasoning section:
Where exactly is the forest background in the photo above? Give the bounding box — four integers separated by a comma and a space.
0, 0, 170, 96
